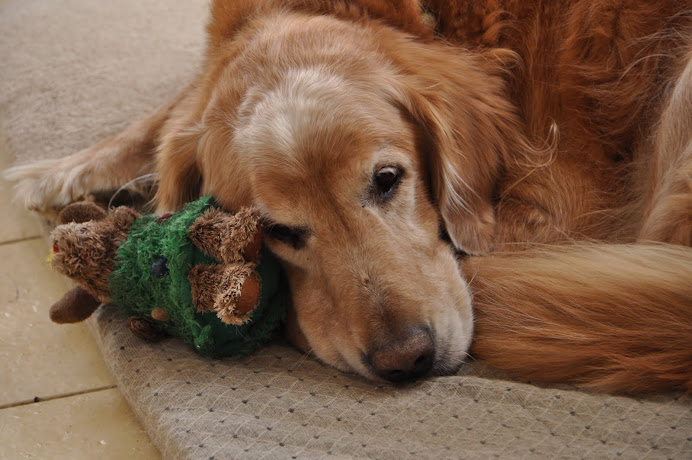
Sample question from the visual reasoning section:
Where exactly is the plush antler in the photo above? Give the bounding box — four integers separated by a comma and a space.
49, 285, 101, 323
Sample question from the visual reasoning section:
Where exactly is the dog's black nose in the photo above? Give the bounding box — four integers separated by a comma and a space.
367, 327, 434, 383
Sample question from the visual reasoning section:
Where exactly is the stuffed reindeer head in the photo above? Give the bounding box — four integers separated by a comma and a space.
49, 202, 140, 323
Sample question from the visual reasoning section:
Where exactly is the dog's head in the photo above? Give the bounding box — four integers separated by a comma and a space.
155, 14, 524, 382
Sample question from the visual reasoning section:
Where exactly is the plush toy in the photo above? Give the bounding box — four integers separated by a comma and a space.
48, 196, 288, 357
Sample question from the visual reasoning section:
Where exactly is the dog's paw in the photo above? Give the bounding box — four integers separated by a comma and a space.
3, 157, 93, 214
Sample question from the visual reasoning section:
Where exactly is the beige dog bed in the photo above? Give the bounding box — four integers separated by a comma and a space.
2, 1, 690, 458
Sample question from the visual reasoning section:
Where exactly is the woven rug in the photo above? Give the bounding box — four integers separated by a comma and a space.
3, 1, 690, 458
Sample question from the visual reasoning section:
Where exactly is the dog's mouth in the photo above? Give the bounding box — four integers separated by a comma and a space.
431, 337, 470, 377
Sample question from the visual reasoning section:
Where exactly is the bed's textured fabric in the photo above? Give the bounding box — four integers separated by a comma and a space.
86, 305, 692, 459
3, 1, 691, 458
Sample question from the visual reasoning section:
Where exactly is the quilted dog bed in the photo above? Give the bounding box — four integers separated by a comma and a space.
2, 0, 690, 458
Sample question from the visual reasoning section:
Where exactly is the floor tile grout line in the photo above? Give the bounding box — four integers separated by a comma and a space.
0, 234, 43, 247
0, 384, 118, 410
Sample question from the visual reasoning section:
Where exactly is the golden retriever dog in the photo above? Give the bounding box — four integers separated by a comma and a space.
6, 0, 692, 393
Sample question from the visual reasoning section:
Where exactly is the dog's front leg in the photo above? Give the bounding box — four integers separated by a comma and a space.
4, 84, 194, 217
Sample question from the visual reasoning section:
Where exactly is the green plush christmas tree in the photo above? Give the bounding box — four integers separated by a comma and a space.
48, 196, 287, 357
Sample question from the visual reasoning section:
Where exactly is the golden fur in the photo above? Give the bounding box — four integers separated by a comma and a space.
6, 0, 692, 392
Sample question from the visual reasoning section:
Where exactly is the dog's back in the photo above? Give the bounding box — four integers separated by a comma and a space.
421, 0, 692, 391
426, 0, 692, 246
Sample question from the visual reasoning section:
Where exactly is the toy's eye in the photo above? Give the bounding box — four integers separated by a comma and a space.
151, 257, 169, 277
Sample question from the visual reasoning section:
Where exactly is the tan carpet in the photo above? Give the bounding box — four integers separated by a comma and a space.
2, 1, 690, 458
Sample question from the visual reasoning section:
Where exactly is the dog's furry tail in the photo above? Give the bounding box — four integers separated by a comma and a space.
464, 243, 692, 394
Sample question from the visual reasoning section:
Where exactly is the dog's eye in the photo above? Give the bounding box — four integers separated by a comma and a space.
266, 223, 308, 250
373, 165, 403, 202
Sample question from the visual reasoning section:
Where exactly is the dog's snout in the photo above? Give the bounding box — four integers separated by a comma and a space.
367, 327, 434, 383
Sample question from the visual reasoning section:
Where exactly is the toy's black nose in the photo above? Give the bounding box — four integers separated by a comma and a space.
367, 327, 434, 383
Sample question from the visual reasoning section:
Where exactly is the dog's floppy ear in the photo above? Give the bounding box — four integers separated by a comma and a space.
385, 40, 526, 254
154, 82, 248, 212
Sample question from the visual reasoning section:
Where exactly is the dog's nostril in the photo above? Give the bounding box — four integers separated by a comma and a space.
368, 327, 434, 383
414, 353, 433, 374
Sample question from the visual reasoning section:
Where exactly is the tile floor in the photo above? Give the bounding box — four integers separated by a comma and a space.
0, 147, 160, 459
